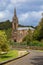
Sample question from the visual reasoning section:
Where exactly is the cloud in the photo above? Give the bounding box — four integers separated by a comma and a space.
0, 0, 43, 26
40, 5, 43, 10
19, 11, 43, 26
10, 0, 29, 4
0, 12, 4, 18
0, 10, 12, 21
19, 13, 29, 22
10, 0, 42, 4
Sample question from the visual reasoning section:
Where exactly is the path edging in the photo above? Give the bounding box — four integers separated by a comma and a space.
0, 52, 29, 65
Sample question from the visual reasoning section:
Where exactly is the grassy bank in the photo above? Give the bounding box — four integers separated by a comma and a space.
0, 50, 18, 62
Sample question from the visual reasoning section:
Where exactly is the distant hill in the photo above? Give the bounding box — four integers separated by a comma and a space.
19, 24, 34, 27
0, 20, 35, 30
0, 20, 12, 30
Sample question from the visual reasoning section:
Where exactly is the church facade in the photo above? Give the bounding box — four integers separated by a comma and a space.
12, 9, 34, 42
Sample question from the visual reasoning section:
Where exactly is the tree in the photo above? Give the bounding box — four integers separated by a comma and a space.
5, 28, 12, 40
0, 20, 12, 30
33, 17, 43, 41
0, 30, 10, 52
23, 29, 33, 45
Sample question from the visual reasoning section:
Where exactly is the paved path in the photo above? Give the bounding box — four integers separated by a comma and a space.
5, 50, 43, 65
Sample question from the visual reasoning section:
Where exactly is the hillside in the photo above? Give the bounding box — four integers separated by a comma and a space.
0, 20, 12, 30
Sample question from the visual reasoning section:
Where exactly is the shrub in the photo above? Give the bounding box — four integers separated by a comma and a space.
32, 40, 43, 47
32, 41, 40, 46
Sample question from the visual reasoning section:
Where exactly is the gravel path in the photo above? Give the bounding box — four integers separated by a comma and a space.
5, 50, 43, 65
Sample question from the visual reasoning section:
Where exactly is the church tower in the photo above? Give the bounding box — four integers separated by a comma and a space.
12, 8, 18, 42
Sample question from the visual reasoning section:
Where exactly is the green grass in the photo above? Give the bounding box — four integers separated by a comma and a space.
0, 50, 18, 62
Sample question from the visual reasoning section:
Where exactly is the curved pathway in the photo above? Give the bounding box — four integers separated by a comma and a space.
5, 50, 43, 65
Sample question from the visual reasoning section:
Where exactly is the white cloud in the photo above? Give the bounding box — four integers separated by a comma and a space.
30, 11, 42, 19
19, 11, 43, 26
10, 0, 28, 4
0, 12, 5, 19
10, 0, 38, 4
19, 13, 29, 21
10, 0, 27, 8
0, 10, 12, 21
19, 11, 42, 21
10, 0, 34, 7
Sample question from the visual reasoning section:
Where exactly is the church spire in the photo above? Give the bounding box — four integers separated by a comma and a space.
12, 8, 18, 31
12, 8, 18, 42
14, 8, 16, 17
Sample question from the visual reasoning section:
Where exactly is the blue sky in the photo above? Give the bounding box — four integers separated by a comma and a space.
0, 0, 43, 26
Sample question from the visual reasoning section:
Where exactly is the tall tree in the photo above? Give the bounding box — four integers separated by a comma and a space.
0, 31, 10, 52
23, 29, 33, 45
33, 17, 43, 41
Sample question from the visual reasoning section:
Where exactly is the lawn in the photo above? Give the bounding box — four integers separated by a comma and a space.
0, 50, 18, 62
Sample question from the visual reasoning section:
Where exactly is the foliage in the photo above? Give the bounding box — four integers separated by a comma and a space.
0, 20, 12, 30
31, 40, 43, 46
33, 18, 43, 41
9, 40, 16, 46
0, 30, 10, 52
5, 28, 12, 40
22, 40, 43, 47
23, 29, 33, 45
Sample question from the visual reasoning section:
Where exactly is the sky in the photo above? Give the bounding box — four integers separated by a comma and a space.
0, 0, 43, 26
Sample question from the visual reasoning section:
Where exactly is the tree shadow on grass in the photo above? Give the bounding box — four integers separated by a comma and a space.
31, 56, 43, 65
0, 54, 12, 59
1, 56, 12, 58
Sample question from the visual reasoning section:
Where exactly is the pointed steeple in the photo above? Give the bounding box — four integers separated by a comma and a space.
14, 8, 16, 17
12, 8, 18, 31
